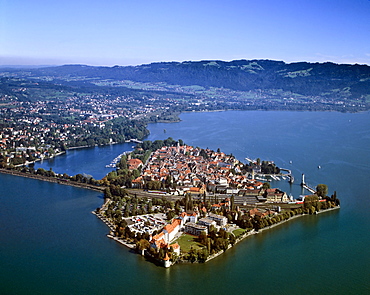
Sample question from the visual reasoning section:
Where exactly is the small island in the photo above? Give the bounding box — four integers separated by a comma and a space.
93, 139, 340, 267
0, 136, 341, 268
0, 134, 340, 268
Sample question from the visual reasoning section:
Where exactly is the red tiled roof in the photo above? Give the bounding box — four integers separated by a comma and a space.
164, 219, 181, 234
170, 243, 180, 250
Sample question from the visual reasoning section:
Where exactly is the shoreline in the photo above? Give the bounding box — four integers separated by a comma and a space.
14, 151, 66, 167
92, 211, 136, 249
202, 206, 340, 264
256, 206, 340, 234
0, 168, 104, 192
92, 204, 340, 266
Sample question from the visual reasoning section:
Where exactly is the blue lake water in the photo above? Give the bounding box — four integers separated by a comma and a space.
1, 110, 370, 294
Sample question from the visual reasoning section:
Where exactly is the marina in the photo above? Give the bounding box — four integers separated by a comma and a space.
105, 151, 132, 168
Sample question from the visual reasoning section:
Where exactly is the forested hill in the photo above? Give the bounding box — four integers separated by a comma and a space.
16, 59, 370, 99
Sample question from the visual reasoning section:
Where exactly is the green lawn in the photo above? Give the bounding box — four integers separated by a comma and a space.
174, 234, 205, 253
232, 228, 245, 238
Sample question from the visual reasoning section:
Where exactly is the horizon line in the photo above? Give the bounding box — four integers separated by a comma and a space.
1, 58, 370, 69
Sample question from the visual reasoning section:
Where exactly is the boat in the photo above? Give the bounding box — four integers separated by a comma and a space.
270, 175, 279, 181
105, 150, 132, 168
255, 177, 268, 181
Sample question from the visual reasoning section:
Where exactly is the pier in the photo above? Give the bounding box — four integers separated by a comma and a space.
278, 168, 294, 183
245, 157, 255, 163
300, 174, 316, 194
302, 184, 316, 194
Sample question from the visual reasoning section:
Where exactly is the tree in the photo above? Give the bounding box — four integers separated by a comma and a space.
118, 155, 128, 169
107, 171, 118, 181
166, 210, 176, 220
185, 193, 193, 211
124, 203, 130, 217
115, 209, 122, 221
136, 239, 150, 255
230, 194, 235, 211
158, 248, 166, 260
188, 248, 198, 263
262, 182, 270, 190
197, 249, 209, 262
218, 228, 228, 239
148, 200, 153, 213
304, 195, 319, 211
316, 184, 328, 198
104, 187, 112, 200
229, 233, 236, 246
198, 231, 208, 246
165, 175, 172, 188
218, 238, 229, 252
36, 168, 47, 176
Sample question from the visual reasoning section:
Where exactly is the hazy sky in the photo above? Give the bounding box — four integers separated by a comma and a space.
1, 0, 369, 66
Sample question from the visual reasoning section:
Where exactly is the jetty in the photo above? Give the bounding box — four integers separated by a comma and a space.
130, 139, 143, 144
245, 157, 255, 163
300, 174, 316, 194
277, 168, 295, 183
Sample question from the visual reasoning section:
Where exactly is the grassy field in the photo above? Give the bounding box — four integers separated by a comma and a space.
174, 234, 205, 253
232, 228, 246, 238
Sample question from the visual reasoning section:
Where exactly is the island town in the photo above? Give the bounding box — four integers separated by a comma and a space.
0, 119, 341, 268
93, 142, 340, 267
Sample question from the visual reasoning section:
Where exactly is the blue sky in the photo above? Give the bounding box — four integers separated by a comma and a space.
1, 0, 369, 66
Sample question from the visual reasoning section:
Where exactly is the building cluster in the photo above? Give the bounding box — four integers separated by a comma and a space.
149, 208, 229, 266
0, 88, 178, 163
133, 145, 240, 190
127, 214, 167, 236
132, 145, 289, 202
0, 125, 64, 164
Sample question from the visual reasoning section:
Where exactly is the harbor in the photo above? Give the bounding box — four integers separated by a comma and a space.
105, 150, 132, 168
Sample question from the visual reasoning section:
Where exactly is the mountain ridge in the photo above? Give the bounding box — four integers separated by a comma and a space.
1, 59, 369, 111
18, 59, 369, 99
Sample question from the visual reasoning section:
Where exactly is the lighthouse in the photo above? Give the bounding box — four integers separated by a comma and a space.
300, 173, 306, 186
